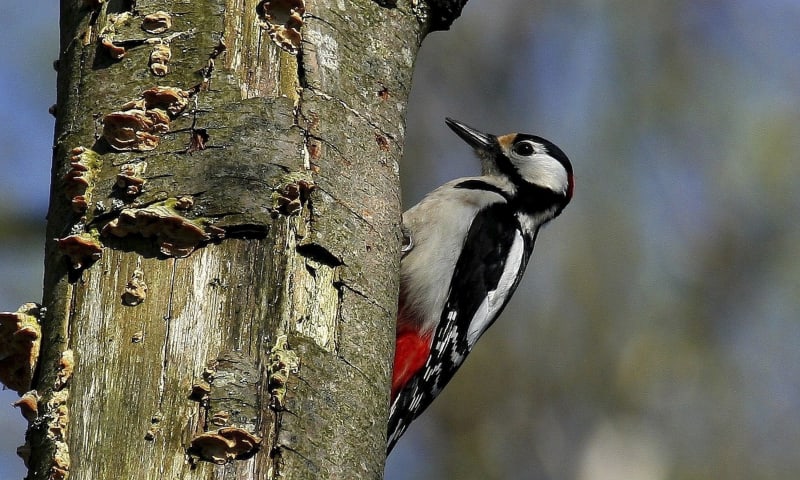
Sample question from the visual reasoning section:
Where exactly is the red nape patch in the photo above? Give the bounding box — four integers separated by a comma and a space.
567, 173, 575, 200
391, 328, 432, 402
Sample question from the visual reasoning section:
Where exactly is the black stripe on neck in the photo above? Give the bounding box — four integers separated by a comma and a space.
513, 183, 569, 218
454, 180, 511, 201
455, 179, 567, 218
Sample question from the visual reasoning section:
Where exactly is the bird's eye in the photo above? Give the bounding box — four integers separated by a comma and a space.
513, 141, 535, 156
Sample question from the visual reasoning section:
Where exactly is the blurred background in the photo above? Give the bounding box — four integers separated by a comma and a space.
2, 1, 799, 479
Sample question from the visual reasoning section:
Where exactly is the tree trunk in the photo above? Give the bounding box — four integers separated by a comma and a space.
9, 0, 463, 478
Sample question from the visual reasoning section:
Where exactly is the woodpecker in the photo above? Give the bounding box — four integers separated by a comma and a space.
387, 118, 574, 453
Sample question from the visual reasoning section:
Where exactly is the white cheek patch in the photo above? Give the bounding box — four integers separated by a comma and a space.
515, 154, 570, 194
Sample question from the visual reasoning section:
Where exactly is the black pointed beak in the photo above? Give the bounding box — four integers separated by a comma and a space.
445, 118, 495, 151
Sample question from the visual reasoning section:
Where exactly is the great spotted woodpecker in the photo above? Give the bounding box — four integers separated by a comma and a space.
387, 118, 574, 453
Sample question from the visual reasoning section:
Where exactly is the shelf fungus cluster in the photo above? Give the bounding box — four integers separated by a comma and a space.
257, 0, 305, 54
45, 350, 74, 479
58, 180, 222, 264
58, 84, 225, 267
267, 335, 300, 410
1, 305, 44, 471
102, 86, 189, 152
2, 308, 74, 476
143, 11, 174, 76
64, 147, 101, 213
273, 179, 315, 216
97, 9, 178, 77
187, 358, 261, 465
102, 203, 225, 258
0, 303, 42, 395
149, 43, 172, 77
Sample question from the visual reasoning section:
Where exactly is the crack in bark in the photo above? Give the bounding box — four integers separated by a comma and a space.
336, 352, 372, 387
339, 282, 392, 318
65, 285, 78, 347
313, 184, 382, 237
157, 258, 177, 408
305, 85, 397, 140
275, 443, 314, 470
270, 411, 284, 477
305, 131, 344, 157
303, 13, 336, 29
178, 39, 224, 153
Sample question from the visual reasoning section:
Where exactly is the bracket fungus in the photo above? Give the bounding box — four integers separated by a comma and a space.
188, 427, 261, 464
257, 0, 305, 54
174, 195, 195, 210
188, 381, 212, 403
121, 267, 148, 306
57, 233, 102, 269
149, 43, 172, 76
100, 36, 126, 60
103, 87, 189, 152
141, 86, 189, 115
102, 109, 163, 151
98, 12, 133, 60
116, 163, 147, 197
13, 390, 40, 421
64, 147, 101, 213
141, 11, 172, 34
267, 335, 299, 410
102, 204, 225, 257
210, 410, 231, 427
141, 11, 179, 76
274, 179, 315, 216
54, 349, 75, 390
0, 303, 42, 394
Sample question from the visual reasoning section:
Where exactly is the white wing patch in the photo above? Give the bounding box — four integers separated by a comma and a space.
465, 229, 526, 347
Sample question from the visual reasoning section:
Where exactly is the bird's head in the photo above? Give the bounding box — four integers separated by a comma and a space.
445, 117, 574, 203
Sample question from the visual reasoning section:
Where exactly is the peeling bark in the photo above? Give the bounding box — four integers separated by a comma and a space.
22, 0, 468, 478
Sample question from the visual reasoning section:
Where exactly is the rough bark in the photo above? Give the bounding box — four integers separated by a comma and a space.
3, 0, 469, 479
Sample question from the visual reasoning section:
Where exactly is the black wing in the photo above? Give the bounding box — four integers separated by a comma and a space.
388, 202, 535, 452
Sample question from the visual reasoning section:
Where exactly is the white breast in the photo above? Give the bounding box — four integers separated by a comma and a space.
400, 178, 508, 334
